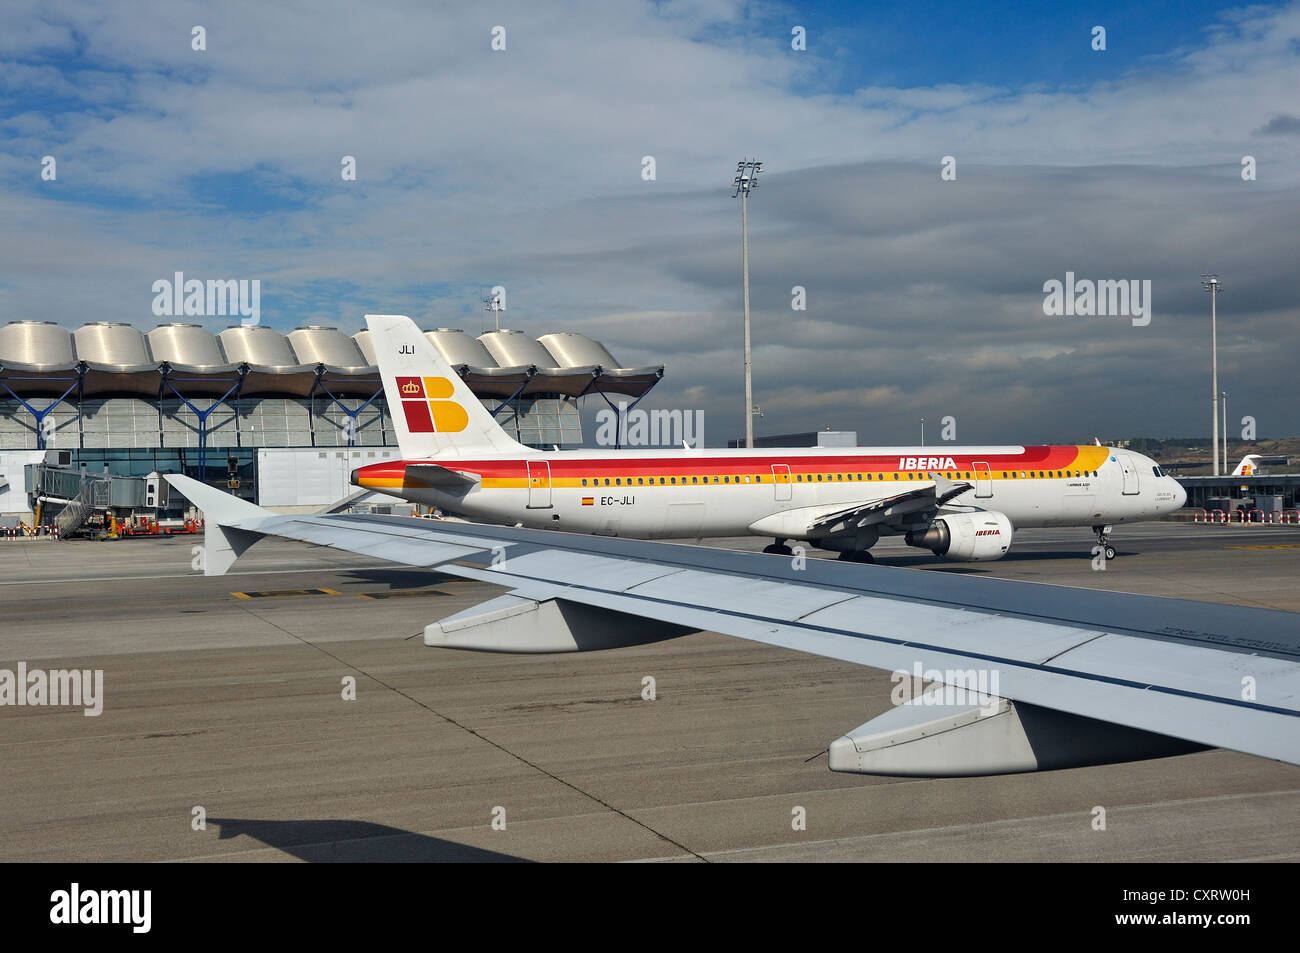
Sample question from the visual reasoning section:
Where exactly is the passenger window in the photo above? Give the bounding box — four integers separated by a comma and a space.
582, 479, 588, 486
604, 478, 610, 486
670, 477, 676, 484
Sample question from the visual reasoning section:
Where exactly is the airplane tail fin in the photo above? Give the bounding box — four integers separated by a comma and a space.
366, 314, 526, 458
1232, 454, 1259, 477
1231, 453, 1287, 476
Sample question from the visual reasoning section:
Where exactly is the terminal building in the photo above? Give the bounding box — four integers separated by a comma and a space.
0, 320, 662, 523
1175, 471, 1300, 515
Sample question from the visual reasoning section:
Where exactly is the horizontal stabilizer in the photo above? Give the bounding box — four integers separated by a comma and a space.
404, 463, 481, 488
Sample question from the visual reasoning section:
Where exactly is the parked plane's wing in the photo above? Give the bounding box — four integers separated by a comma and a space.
749, 476, 972, 541
811, 474, 974, 529
167, 474, 1300, 777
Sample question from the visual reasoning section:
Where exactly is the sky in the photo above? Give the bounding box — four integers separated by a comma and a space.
1, 0, 1298, 446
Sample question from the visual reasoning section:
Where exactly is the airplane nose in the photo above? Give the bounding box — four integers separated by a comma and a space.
1172, 480, 1187, 510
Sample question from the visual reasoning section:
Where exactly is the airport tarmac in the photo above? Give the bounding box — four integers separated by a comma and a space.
1, 521, 1298, 862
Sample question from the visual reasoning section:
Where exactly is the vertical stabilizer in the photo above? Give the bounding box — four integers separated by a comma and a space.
367, 314, 526, 458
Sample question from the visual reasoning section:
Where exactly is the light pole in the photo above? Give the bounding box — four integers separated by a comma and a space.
1221, 391, 1228, 471
920, 418, 925, 446
483, 290, 504, 332
1202, 275, 1222, 475
733, 159, 762, 449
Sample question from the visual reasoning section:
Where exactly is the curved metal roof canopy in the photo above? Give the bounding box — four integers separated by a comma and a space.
0, 321, 663, 401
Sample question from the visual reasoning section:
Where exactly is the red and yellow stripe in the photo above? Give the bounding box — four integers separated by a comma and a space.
354, 446, 1112, 492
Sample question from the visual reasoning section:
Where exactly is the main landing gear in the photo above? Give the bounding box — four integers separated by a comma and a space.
1093, 524, 1116, 561
837, 550, 875, 564
762, 539, 794, 556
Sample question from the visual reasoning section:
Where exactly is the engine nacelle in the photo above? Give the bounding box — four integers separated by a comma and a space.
905, 511, 1012, 561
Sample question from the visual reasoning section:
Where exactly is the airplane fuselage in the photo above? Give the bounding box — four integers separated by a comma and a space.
354, 444, 1187, 542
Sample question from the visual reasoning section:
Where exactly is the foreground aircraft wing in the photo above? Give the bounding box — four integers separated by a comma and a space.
168, 474, 1300, 777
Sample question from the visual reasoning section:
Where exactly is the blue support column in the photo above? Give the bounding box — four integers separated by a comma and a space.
488, 371, 534, 419
164, 372, 243, 482
0, 377, 81, 450
315, 379, 384, 448
593, 386, 653, 451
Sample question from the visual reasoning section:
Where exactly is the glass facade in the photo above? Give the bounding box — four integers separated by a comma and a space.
0, 394, 582, 451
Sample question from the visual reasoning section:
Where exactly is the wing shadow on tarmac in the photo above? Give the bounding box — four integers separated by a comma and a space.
343, 568, 466, 591
210, 817, 531, 863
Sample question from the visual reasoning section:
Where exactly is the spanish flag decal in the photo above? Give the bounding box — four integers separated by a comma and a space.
581, 497, 594, 506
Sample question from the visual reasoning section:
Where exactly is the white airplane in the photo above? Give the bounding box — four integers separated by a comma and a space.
351, 315, 1187, 562
166, 473, 1300, 777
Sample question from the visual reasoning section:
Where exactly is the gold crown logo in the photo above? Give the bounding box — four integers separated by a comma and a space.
401, 381, 419, 395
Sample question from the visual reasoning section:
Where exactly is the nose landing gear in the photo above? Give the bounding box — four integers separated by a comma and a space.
1093, 524, 1116, 560
762, 538, 794, 556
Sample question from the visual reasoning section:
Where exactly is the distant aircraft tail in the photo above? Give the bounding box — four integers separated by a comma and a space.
1232, 455, 1259, 477
366, 314, 526, 458
1231, 453, 1287, 477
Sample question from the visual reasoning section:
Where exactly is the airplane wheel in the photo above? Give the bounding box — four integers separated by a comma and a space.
762, 544, 793, 556
838, 550, 874, 564
1104, 545, 1117, 560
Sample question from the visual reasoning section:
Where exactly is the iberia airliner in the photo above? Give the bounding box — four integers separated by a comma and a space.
352, 315, 1186, 563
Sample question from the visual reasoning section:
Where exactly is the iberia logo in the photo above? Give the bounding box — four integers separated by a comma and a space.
395, 377, 469, 434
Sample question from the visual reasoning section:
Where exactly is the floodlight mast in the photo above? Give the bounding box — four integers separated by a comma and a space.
1221, 391, 1228, 470
732, 159, 762, 448
1202, 275, 1222, 475
483, 291, 504, 332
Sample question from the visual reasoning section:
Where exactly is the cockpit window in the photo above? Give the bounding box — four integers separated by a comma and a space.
1152, 466, 1164, 477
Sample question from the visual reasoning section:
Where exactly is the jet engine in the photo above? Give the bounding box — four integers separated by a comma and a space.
905, 511, 1012, 561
